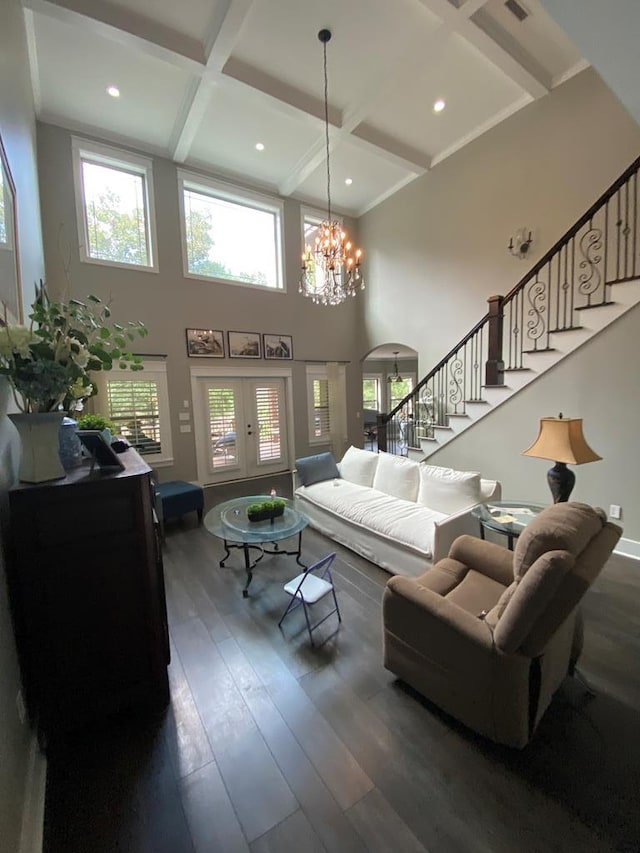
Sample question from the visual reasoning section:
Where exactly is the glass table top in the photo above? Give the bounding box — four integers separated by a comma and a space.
471, 500, 548, 535
204, 495, 308, 544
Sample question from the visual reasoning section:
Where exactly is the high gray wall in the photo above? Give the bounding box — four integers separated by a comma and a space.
37, 122, 366, 480
359, 68, 640, 544
0, 0, 46, 849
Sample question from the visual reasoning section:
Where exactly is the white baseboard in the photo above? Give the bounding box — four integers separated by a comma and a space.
19, 734, 46, 853
614, 536, 640, 561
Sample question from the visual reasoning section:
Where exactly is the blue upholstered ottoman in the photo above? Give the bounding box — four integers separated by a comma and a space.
156, 481, 204, 536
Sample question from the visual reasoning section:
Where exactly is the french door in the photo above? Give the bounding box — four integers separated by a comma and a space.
197, 377, 289, 483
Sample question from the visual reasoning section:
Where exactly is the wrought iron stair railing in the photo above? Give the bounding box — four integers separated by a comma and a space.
378, 154, 640, 456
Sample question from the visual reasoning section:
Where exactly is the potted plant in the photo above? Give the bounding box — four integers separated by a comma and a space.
246, 498, 286, 523
0, 284, 147, 482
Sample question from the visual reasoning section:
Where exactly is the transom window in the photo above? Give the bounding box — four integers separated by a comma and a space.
72, 138, 157, 271
179, 171, 284, 290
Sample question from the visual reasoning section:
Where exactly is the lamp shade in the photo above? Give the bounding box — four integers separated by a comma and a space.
522, 417, 601, 465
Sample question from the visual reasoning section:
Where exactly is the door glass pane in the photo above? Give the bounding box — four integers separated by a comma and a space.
255, 384, 282, 463
207, 387, 237, 469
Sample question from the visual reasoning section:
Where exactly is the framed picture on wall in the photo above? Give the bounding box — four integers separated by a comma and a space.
185, 328, 225, 358
263, 333, 293, 360
228, 331, 261, 359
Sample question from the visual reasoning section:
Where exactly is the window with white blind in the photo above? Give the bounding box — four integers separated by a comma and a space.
362, 375, 381, 411
255, 384, 282, 462
306, 364, 346, 446
94, 361, 173, 466
72, 137, 158, 271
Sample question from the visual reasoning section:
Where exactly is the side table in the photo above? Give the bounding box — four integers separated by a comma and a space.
471, 500, 547, 550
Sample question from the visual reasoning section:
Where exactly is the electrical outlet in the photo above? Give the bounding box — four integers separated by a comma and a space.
610, 504, 622, 520
16, 689, 26, 725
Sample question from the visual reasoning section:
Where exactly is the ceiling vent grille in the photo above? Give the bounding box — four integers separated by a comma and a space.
505, 0, 529, 22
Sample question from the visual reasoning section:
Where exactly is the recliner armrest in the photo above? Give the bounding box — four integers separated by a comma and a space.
449, 535, 514, 587
384, 575, 494, 651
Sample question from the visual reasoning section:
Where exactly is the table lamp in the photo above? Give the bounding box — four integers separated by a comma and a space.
522, 414, 601, 503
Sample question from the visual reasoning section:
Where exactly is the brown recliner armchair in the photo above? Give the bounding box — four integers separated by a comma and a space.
382, 502, 622, 748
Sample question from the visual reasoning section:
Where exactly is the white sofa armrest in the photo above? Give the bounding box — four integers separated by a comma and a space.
432, 505, 483, 563
480, 479, 502, 501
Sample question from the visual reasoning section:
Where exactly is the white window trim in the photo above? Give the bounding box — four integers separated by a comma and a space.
92, 360, 173, 467
72, 136, 158, 273
305, 363, 346, 447
178, 169, 285, 292
387, 372, 416, 412
362, 373, 383, 412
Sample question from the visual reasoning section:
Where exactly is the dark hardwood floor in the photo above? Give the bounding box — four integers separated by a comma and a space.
43, 488, 640, 852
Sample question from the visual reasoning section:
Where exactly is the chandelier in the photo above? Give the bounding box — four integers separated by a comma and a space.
387, 351, 403, 383
299, 29, 364, 306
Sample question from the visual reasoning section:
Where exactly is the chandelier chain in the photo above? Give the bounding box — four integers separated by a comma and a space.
323, 38, 331, 223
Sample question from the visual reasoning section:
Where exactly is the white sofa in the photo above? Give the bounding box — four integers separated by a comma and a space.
294, 447, 501, 578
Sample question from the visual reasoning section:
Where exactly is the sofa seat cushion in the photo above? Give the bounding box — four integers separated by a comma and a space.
297, 479, 447, 558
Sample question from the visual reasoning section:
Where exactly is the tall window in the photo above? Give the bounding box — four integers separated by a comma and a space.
72, 138, 157, 271
306, 364, 346, 446
93, 361, 173, 466
179, 171, 284, 290
362, 375, 381, 411
388, 376, 415, 412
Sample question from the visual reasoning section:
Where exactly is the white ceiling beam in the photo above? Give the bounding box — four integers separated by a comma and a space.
23, 0, 206, 71
349, 128, 430, 174
415, 0, 549, 97
471, 9, 552, 91
24, 9, 42, 115
172, 0, 255, 162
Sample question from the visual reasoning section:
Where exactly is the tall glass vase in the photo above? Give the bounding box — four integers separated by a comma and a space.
8, 412, 66, 484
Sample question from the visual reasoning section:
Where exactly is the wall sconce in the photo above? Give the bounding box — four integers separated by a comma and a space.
508, 227, 533, 259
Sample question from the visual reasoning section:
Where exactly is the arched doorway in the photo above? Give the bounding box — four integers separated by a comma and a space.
361, 343, 418, 451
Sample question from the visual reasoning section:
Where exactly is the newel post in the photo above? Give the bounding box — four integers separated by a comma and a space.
376, 414, 387, 453
485, 294, 504, 386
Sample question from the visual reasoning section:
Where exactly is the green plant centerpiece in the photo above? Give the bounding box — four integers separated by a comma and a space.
246, 498, 286, 523
0, 283, 148, 414
76, 413, 117, 433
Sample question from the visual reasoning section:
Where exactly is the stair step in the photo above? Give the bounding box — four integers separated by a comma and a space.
575, 300, 615, 310
522, 347, 557, 355
448, 413, 470, 419
503, 367, 534, 372
548, 326, 584, 333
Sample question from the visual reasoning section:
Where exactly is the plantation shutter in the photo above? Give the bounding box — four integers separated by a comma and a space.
106, 379, 162, 455
254, 384, 282, 463
313, 378, 331, 440
207, 386, 238, 470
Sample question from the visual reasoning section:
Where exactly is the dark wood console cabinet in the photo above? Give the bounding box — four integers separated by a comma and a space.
7, 448, 170, 745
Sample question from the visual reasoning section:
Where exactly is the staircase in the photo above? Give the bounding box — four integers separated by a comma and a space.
378, 155, 640, 459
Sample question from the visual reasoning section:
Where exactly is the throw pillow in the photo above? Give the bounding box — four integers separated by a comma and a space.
296, 452, 340, 486
372, 452, 420, 501
339, 446, 379, 487
417, 465, 481, 514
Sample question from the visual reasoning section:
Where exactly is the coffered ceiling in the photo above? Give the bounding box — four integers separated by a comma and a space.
23, 0, 587, 216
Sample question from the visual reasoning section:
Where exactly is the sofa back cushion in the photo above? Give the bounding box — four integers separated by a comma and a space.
339, 446, 379, 487
296, 452, 340, 486
372, 452, 420, 501
417, 465, 481, 514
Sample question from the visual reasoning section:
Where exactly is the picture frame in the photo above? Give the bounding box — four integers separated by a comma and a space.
186, 328, 225, 358
77, 430, 125, 472
263, 333, 293, 360
228, 330, 261, 359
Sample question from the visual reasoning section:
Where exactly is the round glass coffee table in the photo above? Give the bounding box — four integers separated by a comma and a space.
204, 495, 308, 597
472, 500, 547, 550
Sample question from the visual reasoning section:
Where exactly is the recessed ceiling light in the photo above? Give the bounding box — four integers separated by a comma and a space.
433, 99, 446, 113
255, 142, 265, 151
345, 178, 353, 186
107, 85, 120, 98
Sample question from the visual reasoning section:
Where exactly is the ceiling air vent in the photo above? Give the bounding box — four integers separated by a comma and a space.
504, 0, 529, 22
